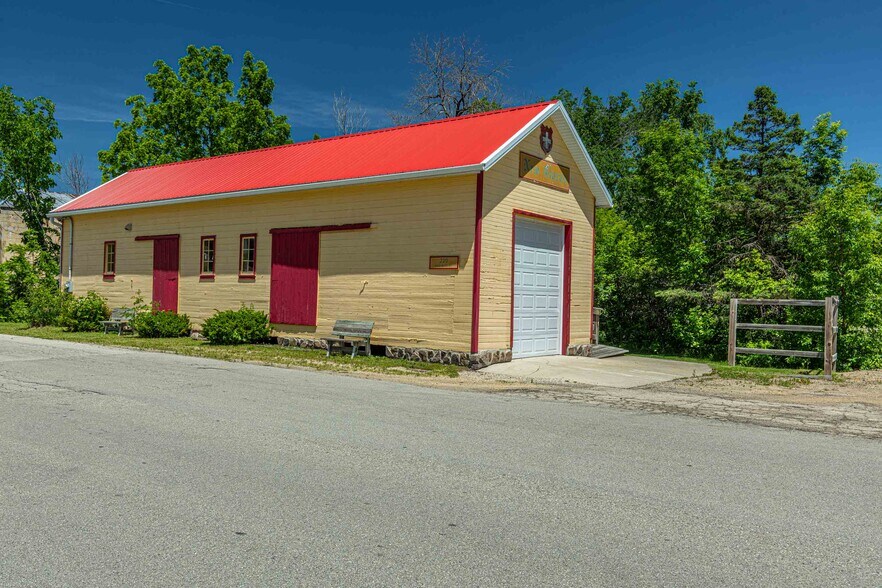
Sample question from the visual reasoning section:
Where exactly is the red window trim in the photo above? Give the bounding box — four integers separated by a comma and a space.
199, 235, 216, 280
238, 233, 257, 279
510, 209, 574, 355
103, 240, 116, 280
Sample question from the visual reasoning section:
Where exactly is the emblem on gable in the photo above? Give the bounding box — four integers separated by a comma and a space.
539, 124, 553, 154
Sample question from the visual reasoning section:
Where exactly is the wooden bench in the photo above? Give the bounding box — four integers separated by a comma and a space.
322, 320, 374, 358
101, 308, 135, 335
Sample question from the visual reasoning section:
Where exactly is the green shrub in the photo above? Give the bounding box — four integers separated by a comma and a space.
0, 241, 61, 322
201, 306, 270, 345
132, 310, 191, 338
60, 291, 111, 332
23, 284, 68, 327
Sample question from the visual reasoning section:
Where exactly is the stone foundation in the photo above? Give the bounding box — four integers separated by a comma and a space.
385, 346, 512, 370
276, 336, 512, 370
277, 336, 328, 350
567, 343, 591, 357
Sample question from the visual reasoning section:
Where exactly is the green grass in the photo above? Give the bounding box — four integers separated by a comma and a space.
633, 353, 832, 385
0, 323, 461, 378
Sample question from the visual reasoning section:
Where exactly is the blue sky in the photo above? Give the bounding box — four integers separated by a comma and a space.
1, 0, 880, 192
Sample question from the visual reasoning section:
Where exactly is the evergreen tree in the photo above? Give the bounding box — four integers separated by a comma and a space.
715, 86, 810, 276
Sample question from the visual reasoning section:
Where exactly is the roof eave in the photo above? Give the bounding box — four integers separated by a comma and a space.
48, 164, 484, 217
479, 101, 614, 208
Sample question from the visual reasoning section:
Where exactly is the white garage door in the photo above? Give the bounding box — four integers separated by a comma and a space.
513, 217, 564, 358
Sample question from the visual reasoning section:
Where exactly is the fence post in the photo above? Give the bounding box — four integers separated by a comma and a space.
824, 296, 834, 378
728, 298, 738, 366
832, 297, 839, 373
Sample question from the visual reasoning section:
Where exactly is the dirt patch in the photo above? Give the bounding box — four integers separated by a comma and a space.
383, 368, 882, 440
658, 370, 882, 408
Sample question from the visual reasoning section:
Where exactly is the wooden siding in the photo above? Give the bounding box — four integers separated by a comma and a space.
61, 175, 477, 351
479, 114, 597, 351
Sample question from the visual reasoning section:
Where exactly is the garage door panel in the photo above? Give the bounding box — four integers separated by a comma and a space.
513, 218, 564, 358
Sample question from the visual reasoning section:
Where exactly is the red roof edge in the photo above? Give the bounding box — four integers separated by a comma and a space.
124, 100, 559, 175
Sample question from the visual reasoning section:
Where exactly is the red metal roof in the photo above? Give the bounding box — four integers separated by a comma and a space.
55, 101, 556, 214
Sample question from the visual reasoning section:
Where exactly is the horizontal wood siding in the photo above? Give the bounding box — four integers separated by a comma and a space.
480, 114, 597, 351
62, 175, 476, 351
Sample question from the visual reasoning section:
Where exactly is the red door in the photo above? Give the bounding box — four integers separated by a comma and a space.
152, 237, 179, 312
270, 230, 319, 325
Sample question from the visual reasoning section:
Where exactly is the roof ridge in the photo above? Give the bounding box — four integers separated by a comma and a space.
128, 100, 558, 174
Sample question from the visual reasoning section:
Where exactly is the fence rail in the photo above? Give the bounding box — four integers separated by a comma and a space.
727, 297, 840, 378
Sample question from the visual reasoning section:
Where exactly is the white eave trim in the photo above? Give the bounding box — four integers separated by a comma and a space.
479, 101, 614, 208
49, 171, 129, 215
49, 101, 614, 217
48, 164, 483, 217
480, 102, 559, 171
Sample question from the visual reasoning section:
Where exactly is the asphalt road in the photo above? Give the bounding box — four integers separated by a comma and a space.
0, 335, 879, 587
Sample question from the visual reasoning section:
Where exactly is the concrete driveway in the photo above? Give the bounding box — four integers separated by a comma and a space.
481, 354, 712, 388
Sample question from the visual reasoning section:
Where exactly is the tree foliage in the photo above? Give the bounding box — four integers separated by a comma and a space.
791, 162, 882, 369
714, 86, 811, 274
563, 80, 882, 369
98, 45, 291, 180
0, 86, 62, 251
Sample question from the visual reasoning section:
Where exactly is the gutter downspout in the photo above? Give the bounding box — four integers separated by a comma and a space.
65, 216, 73, 292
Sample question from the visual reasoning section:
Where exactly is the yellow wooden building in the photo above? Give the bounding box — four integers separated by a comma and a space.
51, 101, 612, 367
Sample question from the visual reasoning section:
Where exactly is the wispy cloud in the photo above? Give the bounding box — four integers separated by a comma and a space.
153, 0, 202, 9
55, 89, 130, 124
55, 103, 121, 124
273, 87, 393, 133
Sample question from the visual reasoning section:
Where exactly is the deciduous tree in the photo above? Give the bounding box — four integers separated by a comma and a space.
791, 162, 882, 369
332, 91, 369, 135
98, 46, 291, 180
803, 113, 847, 190
62, 154, 91, 196
397, 34, 508, 122
0, 86, 62, 251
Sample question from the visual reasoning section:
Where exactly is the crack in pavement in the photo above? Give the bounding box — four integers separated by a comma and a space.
0, 372, 108, 397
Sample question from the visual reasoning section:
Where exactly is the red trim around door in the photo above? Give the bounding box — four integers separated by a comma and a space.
135, 234, 180, 241
470, 172, 484, 354
510, 209, 573, 355
269, 223, 371, 234
589, 203, 596, 344
270, 229, 320, 326
151, 236, 180, 313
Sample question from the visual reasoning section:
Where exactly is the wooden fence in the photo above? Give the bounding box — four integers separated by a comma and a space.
727, 297, 840, 378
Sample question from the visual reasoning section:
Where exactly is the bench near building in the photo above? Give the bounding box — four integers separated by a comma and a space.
50, 101, 612, 367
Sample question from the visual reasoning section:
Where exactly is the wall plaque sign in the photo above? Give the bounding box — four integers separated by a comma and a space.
429, 256, 459, 270
519, 152, 570, 192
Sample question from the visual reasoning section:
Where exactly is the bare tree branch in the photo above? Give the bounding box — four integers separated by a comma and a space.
332, 91, 369, 135
398, 34, 509, 122
62, 154, 91, 196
